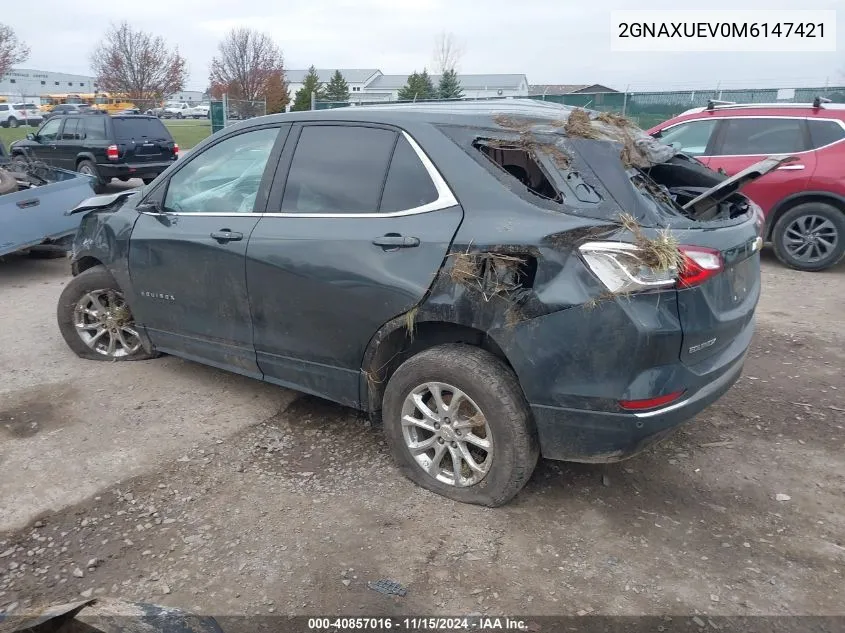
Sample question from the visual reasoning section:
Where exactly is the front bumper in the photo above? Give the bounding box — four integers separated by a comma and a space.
98, 161, 175, 180
531, 351, 745, 462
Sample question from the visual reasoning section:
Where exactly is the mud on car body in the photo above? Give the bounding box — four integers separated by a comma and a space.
57, 101, 774, 506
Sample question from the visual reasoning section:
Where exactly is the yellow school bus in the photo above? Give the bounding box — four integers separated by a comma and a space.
40, 94, 87, 112
89, 92, 136, 113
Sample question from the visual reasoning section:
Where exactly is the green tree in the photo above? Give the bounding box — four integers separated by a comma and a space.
397, 69, 436, 101
437, 69, 463, 100
323, 70, 350, 102
291, 65, 324, 111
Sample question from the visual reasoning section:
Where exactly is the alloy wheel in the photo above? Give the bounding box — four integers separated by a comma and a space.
783, 214, 839, 264
73, 289, 142, 358
400, 382, 494, 487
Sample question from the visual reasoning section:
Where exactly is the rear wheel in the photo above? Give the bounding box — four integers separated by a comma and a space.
77, 159, 106, 194
772, 202, 845, 272
57, 266, 157, 361
382, 344, 538, 507
176, 113, 183, 119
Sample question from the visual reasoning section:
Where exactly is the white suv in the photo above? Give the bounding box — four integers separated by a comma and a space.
163, 102, 191, 118
0, 103, 42, 128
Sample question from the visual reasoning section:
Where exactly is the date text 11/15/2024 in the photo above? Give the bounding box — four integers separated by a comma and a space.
307, 617, 529, 630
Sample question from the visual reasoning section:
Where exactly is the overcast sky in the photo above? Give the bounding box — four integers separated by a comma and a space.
11, 0, 844, 91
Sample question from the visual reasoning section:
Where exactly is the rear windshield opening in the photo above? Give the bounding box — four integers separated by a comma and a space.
113, 117, 171, 142
474, 140, 561, 202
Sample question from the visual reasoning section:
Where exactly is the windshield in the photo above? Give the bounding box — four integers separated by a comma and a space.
113, 117, 171, 141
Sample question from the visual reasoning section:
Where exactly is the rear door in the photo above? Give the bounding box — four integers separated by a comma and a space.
55, 117, 81, 170
246, 123, 463, 407
128, 124, 287, 377
706, 117, 814, 213
112, 117, 176, 164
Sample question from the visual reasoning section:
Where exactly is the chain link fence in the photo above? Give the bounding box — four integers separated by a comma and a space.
316, 85, 845, 129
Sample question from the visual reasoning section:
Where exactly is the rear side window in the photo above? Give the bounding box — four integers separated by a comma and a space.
282, 125, 397, 213
0, 105, 7, 112
807, 120, 845, 149
82, 117, 107, 140
718, 118, 807, 155
657, 119, 717, 156
113, 117, 171, 141
379, 136, 438, 212
61, 118, 80, 140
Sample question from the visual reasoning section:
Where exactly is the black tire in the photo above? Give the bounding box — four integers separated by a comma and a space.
8, 117, 18, 128
76, 159, 106, 194
772, 202, 845, 272
57, 265, 157, 362
176, 113, 183, 119
382, 343, 538, 507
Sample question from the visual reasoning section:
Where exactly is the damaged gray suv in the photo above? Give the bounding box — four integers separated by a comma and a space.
57, 101, 775, 506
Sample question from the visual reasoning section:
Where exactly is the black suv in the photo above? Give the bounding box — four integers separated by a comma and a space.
10, 113, 178, 192
57, 101, 770, 506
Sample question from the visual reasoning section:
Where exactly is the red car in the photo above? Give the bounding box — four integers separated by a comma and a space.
648, 101, 845, 271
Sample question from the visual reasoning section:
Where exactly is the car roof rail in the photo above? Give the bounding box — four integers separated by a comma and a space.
706, 99, 736, 110
813, 96, 831, 109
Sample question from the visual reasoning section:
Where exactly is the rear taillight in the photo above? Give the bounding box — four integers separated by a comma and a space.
173, 143, 179, 157
106, 145, 119, 161
677, 245, 723, 288
579, 241, 724, 294
619, 390, 685, 411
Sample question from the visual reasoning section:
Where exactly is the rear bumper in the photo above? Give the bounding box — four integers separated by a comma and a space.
98, 161, 174, 180
531, 350, 745, 462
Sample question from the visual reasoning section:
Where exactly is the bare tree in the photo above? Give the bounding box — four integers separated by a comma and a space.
209, 28, 287, 105
433, 31, 464, 74
0, 23, 30, 79
90, 22, 188, 100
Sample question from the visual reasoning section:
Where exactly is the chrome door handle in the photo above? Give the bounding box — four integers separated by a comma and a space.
777, 164, 805, 171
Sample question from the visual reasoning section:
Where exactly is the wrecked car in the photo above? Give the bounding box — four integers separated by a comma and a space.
56, 101, 773, 506
0, 156, 96, 258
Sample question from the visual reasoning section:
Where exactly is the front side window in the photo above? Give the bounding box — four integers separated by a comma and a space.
718, 118, 807, 155
164, 127, 279, 214
38, 118, 62, 142
657, 119, 717, 156
281, 125, 397, 213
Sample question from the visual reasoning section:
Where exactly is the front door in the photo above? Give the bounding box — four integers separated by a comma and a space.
246, 123, 463, 406
26, 117, 63, 165
127, 124, 288, 377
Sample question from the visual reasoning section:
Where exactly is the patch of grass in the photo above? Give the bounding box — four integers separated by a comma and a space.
0, 120, 211, 155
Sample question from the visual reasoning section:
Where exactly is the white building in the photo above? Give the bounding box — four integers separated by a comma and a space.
0, 68, 96, 99
165, 90, 207, 105
285, 69, 529, 103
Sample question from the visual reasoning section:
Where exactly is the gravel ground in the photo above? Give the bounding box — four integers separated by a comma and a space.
0, 250, 843, 618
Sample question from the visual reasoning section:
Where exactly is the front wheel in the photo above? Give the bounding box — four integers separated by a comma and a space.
382, 344, 539, 507
772, 202, 845, 271
57, 266, 157, 361
8, 117, 18, 128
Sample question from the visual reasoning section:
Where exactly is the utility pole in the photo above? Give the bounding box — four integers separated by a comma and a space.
310, 91, 316, 111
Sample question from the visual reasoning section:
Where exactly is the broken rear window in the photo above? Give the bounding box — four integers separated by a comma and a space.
474, 140, 561, 202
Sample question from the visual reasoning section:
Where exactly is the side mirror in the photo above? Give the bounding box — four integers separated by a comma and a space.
136, 200, 164, 215
26, 133, 35, 141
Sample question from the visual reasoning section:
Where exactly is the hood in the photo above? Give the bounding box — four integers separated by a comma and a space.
681, 155, 798, 218
66, 189, 139, 215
